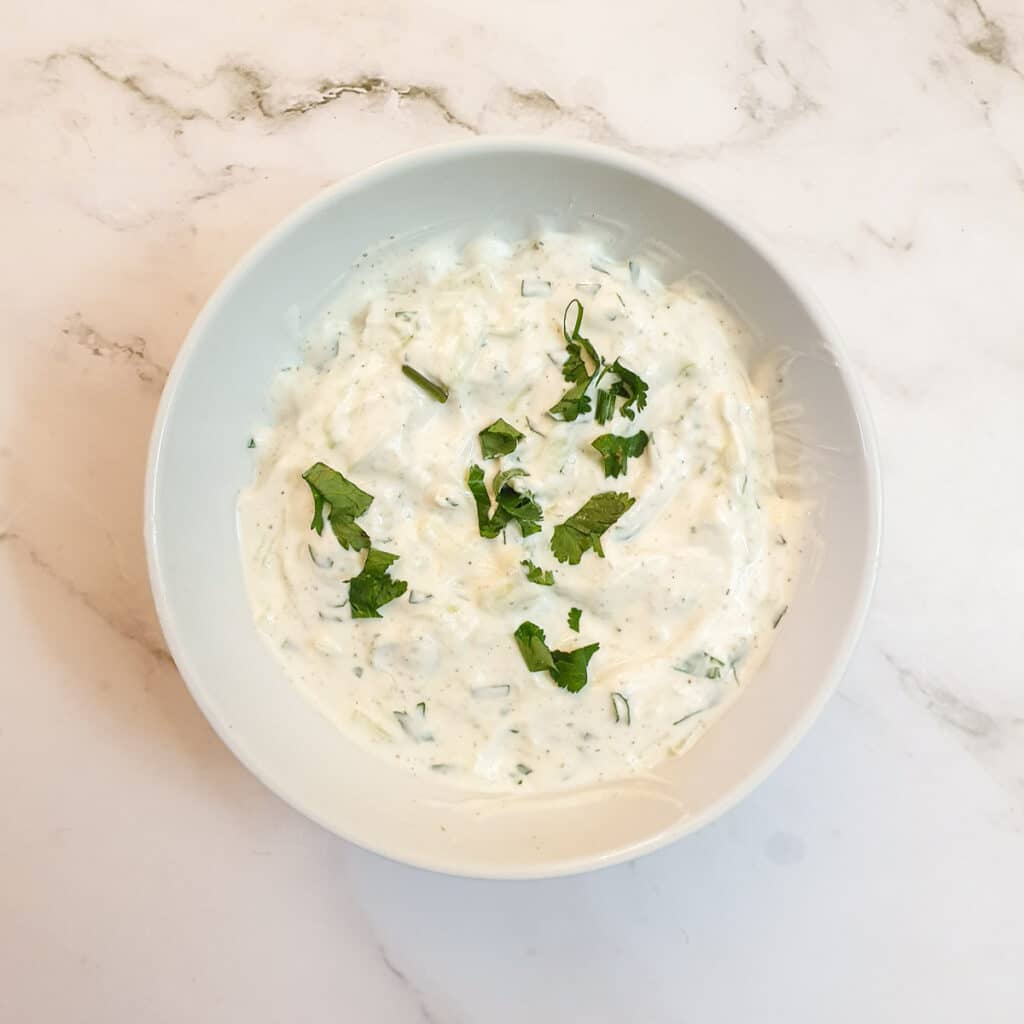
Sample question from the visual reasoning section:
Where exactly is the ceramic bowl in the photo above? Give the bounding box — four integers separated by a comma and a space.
145, 139, 881, 878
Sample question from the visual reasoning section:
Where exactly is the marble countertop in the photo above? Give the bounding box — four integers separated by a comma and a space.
3, 0, 1022, 1020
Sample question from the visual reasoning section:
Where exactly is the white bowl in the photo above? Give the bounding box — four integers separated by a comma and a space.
145, 139, 881, 879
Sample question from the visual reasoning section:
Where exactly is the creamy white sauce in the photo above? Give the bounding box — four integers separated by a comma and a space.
239, 232, 805, 793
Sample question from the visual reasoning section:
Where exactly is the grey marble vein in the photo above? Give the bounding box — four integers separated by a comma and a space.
379, 947, 446, 1024
0, 529, 171, 664
38, 46, 822, 164
884, 649, 996, 738
61, 314, 167, 388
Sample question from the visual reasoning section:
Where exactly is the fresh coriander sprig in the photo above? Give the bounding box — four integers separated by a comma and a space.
521, 560, 555, 586
478, 418, 525, 460
513, 621, 600, 693
467, 465, 543, 539
302, 462, 374, 552
592, 431, 650, 478
551, 492, 636, 564
347, 548, 408, 619
549, 300, 604, 421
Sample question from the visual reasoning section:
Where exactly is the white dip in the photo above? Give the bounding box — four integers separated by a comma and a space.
239, 232, 804, 792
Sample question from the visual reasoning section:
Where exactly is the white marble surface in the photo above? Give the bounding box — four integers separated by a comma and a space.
2, 0, 1023, 1019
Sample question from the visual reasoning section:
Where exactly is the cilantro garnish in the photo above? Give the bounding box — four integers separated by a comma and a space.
591, 431, 650, 478
401, 364, 449, 403
594, 360, 650, 423
551, 492, 636, 564
513, 621, 554, 672
467, 465, 543, 539
548, 379, 593, 421
347, 548, 408, 619
302, 462, 374, 552
605, 359, 648, 420
568, 607, 582, 632
549, 300, 604, 421
479, 418, 525, 460
521, 560, 555, 586
513, 620, 600, 693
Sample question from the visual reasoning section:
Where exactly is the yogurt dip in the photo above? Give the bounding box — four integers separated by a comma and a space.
239, 232, 804, 792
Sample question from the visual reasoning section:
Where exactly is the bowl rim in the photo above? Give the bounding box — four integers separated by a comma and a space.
144, 137, 883, 879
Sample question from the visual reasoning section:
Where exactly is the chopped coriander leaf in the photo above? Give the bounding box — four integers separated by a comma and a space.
521, 560, 555, 586
606, 359, 649, 420
568, 607, 582, 632
611, 691, 631, 725
495, 471, 543, 537
479, 418, 525, 460
594, 388, 617, 424
551, 492, 636, 564
513, 620, 600, 693
347, 548, 408, 619
548, 379, 593, 421
517, 763, 533, 775
247, 437, 256, 449
302, 462, 374, 551
591, 431, 650, 478
514, 621, 555, 672
467, 464, 502, 539
550, 300, 605, 421
467, 465, 543, 540
550, 644, 600, 693
561, 299, 602, 380
401, 363, 449, 403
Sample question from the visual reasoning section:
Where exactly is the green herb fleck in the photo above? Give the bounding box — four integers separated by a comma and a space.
247, 437, 256, 449
347, 548, 408, 619
302, 462, 374, 552
478, 418, 525, 460
394, 704, 433, 741
513, 620, 600, 693
516, 763, 533, 775
611, 691, 631, 725
401, 364, 449, 403
673, 708, 705, 726
308, 544, 334, 569
521, 560, 555, 586
674, 651, 726, 680
568, 607, 582, 632
591, 431, 650, 478
551, 492, 636, 564
594, 388, 617, 424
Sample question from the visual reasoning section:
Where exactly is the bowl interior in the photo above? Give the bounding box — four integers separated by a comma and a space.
146, 141, 879, 878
